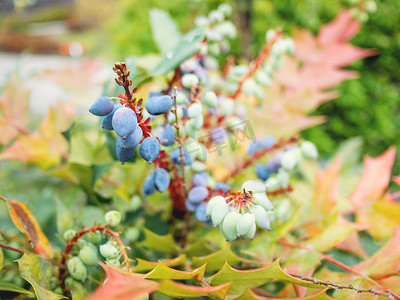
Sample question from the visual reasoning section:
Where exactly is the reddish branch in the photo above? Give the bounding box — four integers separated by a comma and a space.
231, 29, 283, 100
222, 136, 298, 182
0, 242, 64, 268
59, 224, 131, 296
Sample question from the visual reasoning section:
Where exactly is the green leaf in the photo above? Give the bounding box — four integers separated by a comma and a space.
149, 9, 181, 55
65, 278, 89, 300
0, 247, 3, 271
234, 288, 333, 300
17, 252, 65, 300
209, 259, 323, 295
0, 280, 32, 295
142, 261, 206, 281
137, 228, 180, 255
158, 279, 231, 299
133, 254, 186, 273
192, 244, 260, 273
150, 28, 205, 76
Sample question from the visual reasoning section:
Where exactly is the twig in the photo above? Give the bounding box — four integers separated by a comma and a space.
59, 224, 131, 296
231, 29, 283, 99
289, 273, 397, 299
0, 242, 65, 269
113, 62, 132, 102
222, 136, 297, 182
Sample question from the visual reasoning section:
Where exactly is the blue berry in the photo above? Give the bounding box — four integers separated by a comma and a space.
195, 202, 210, 222
192, 173, 208, 186
112, 106, 138, 138
139, 137, 160, 163
185, 199, 198, 212
153, 168, 170, 192
160, 125, 175, 146
255, 164, 270, 180
145, 95, 173, 115
260, 136, 276, 149
118, 126, 143, 150
247, 141, 261, 155
89, 96, 114, 116
266, 153, 282, 174
215, 182, 230, 192
102, 104, 122, 130
188, 186, 209, 203
143, 174, 156, 196
116, 142, 135, 164
170, 148, 194, 165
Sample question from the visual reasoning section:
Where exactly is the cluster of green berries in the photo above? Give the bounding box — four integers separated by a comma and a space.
349, 0, 377, 23
206, 180, 273, 241
195, 3, 237, 57
64, 210, 124, 282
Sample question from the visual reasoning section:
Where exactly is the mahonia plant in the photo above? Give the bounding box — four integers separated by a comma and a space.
2, 2, 399, 300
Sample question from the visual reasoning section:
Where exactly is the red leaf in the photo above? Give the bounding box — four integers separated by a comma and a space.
87, 263, 159, 300
348, 147, 396, 209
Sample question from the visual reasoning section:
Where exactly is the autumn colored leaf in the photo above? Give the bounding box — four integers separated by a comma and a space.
1, 196, 53, 258
87, 263, 159, 300
133, 254, 187, 272
353, 227, 400, 280
142, 261, 206, 281
348, 147, 395, 209
157, 279, 231, 299
209, 259, 322, 295
235, 289, 333, 300
17, 253, 65, 300
0, 75, 30, 146
336, 232, 369, 259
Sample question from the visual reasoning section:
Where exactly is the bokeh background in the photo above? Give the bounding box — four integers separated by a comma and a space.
1, 0, 399, 171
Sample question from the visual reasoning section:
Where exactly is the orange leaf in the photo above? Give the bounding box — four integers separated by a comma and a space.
87, 263, 159, 300
348, 147, 396, 209
353, 227, 400, 280
1, 196, 53, 258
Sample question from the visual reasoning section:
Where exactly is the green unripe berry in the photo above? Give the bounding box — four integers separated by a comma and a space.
86, 231, 102, 244
107, 258, 121, 268
208, 43, 221, 56
220, 98, 235, 116
211, 202, 229, 226
206, 196, 226, 215
218, 3, 232, 17
191, 161, 207, 173
281, 149, 298, 170
253, 192, 273, 211
185, 121, 199, 139
79, 245, 98, 266
265, 29, 276, 42
300, 141, 318, 159
255, 70, 271, 87
167, 107, 183, 123
99, 243, 119, 259
182, 74, 199, 89
125, 227, 140, 242
237, 213, 255, 236
276, 169, 290, 188
176, 92, 189, 104
105, 210, 121, 227
242, 223, 256, 239
130, 195, 141, 211
241, 180, 266, 193
253, 205, 270, 230
188, 102, 203, 118
67, 257, 87, 281
206, 176, 217, 189
201, 91, 218, 108
63, 229, 77, 241
221, 212, 240, 241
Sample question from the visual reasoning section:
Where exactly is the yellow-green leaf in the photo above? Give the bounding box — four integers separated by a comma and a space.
1, 196, 53, 258
158, 279, 231, 299
0, 280, 32, 295
133, 254, 186, 273
209, 259, 323, 295
0, 248, 3, 271
234, 288, 333, 300
17, 253, 65, 300
192, 244, 260, 273
137, 228, 180, 255
142, 261, 206, 281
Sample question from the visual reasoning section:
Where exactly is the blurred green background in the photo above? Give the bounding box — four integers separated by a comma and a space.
1, 0, 399, 166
